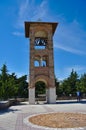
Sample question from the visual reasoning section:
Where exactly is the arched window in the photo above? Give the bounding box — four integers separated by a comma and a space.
34, 55, 48, 67
42, 55, 48, 67
34, 60, 40, 67
34, 55, 41, 67
34, 31, 48, 50
34, 37, 47, 49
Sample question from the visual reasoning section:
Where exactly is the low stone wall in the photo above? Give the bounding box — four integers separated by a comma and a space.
16, 98, 28, 102
0, 99, 17, 110
0, 98, 28, 110
0, 101, 9, 110
9, 99, 17, 106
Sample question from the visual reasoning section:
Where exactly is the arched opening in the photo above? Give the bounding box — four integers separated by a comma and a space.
34, 37, 47, 50
34, 55, 41, 67
42, 55, 48, 67
35, 81, 46, 102
34, 55, 48, 67
34, 60, 40, 67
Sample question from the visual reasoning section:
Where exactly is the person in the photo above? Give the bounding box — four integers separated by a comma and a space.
76, 91, 81, 101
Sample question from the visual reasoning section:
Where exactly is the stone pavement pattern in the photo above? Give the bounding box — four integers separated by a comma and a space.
0, 101, 86, 130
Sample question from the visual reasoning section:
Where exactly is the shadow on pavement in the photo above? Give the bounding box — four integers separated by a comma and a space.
0, 107, 20, 115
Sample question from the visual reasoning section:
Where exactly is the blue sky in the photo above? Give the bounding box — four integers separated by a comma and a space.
0, 0, 86, 81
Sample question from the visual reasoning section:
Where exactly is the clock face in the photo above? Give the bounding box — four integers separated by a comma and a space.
35, 38, 47, 46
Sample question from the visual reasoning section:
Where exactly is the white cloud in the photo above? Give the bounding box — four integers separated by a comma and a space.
65, 65, 86, 72
16, 0, 30, 28
31, 0, 48, 21
16, 0, 48, 28
54, 43, 86, 55
15, 0, 86, 56
54, 19, 86, 55
16, 72, 26, 77
57, 65, 86, 80
63, 65, 86, 78
15, 72, 29, 81
12, 32, 24, 36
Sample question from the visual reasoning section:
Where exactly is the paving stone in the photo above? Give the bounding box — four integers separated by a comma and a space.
0, 100, 86, 130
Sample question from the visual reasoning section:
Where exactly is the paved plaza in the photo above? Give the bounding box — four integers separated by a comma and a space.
0, 100, 86, 130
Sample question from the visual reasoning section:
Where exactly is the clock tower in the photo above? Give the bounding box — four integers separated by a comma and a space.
24, 21, 58, 104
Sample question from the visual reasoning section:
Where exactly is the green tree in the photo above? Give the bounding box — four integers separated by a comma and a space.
59, 69, 79, 96
78, 73, 86, 93
68, 69, 79, 95
35, 81, 46, 98
17, 75, 28, 98
7, 73, 18, 98
55, 77, 62, 96
0, 64, 28, 100
61, 79, 71, 96
0, 64, 9, 99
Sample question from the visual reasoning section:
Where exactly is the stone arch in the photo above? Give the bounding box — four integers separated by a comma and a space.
35, 78, 47, 87
35, 75, 49, 87
34, 55, 41, 60
34, 75, 49, 102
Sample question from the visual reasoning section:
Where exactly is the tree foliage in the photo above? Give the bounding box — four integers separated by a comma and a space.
78, 73, 86, 93
0, 64, 28, 100
55, 69, 86, 97
35, 81, 46, 98
0, 64, 86, 100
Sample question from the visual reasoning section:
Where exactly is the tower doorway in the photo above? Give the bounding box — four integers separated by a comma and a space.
35, 81, 46, 102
